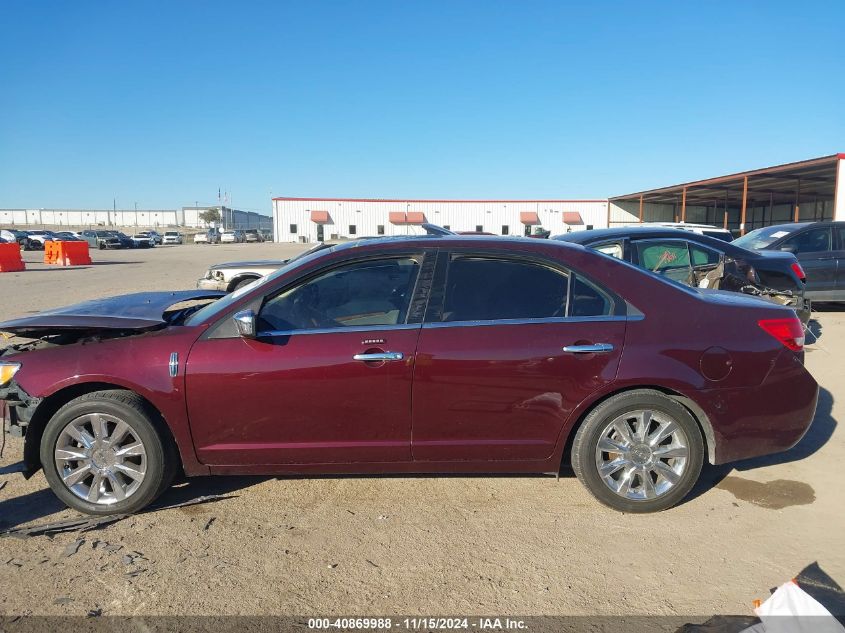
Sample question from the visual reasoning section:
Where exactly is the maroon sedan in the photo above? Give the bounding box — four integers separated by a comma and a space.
0, 235, 818, 514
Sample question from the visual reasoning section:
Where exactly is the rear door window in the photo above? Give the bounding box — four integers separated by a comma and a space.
837, 226, 845, 251
440, 257, 568, 322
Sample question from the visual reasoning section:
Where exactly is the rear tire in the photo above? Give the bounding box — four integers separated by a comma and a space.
571, 389, 704, 513
40, 390, 177, 515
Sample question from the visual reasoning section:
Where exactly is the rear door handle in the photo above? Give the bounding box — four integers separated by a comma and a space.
562, 343, 614, 354
353, 352, 405, 362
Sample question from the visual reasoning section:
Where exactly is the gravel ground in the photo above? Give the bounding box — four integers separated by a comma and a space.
1, 244, 843, 617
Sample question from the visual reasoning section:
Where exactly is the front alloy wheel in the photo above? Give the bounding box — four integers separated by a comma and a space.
41, 390, 176, 515
572, 390, 704, 512
54, 413, 147, 505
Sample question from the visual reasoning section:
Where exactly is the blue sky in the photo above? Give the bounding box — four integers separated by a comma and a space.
1, 1, 843, 213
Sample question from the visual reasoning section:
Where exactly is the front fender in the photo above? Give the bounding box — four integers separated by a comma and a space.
9, 327, 208, 477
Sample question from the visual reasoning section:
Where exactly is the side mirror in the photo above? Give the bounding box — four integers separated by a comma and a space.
233, 310, 256, 338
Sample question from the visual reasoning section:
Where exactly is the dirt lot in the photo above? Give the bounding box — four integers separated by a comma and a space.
1, 243, 844, 618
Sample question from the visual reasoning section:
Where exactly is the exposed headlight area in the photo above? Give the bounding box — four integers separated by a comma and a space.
0, 361, 21, 387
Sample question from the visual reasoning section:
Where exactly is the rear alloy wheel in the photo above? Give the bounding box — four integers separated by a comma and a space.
41, 390, 176, 515
572, 390, 704, 512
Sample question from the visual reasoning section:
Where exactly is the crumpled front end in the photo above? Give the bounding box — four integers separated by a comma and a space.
0, 375, 42, 476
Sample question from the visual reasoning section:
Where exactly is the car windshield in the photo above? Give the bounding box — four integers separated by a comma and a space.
165, 232, 178, 236
185, 243, 335, 326
733, 226, 797, 250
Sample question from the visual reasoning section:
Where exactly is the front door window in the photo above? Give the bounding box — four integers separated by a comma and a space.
259, 257, 421, 332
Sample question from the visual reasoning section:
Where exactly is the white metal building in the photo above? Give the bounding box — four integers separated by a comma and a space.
181, 206, 273, 231
272, 197, 609, 243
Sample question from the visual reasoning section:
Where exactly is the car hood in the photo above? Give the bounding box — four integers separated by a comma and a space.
209, 259, 287, 270
0, 290, 225, 337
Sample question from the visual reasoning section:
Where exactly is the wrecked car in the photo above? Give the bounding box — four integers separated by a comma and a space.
0, 234, 818, 516
197, 259, 289, 292
553, 227, 811, 324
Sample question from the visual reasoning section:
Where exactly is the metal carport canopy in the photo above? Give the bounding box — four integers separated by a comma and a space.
609, 153, 843, 232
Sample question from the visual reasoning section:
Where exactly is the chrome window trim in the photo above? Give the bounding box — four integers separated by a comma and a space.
257, 323, 422, 338
421, 315, 641, 330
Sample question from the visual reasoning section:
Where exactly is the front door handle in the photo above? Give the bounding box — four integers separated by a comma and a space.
353, 352, 405, 362
562, 343, 614, 354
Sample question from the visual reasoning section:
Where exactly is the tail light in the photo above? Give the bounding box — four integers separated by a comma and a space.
790, 262, 806, 282
758, 317, 805, 352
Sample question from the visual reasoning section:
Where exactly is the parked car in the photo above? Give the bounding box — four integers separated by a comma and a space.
649, 222, 735, 242
137, 231, 163, 245
243, 229, 263, 243
0, 234, 817, 515
0, 229, 29, 247
259, 229, 273, 242
105, 232, 136, 249
130, 234, 154, 248
554, 227, 810, 324
733, 221, 845, 302
220, 230, 244, 243
194, 229, 221, 245
197, 259, 288, 292
22, 230, 55, 250
53, 231, 85, 241
162, 231, 183, 245
80, 230, 122, 250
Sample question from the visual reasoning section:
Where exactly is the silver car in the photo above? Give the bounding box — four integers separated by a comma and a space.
197, 259, 288, 292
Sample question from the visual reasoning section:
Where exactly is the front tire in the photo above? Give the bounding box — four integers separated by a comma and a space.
40, 390, 177, 515
230, 277, 257, 292
571, 389, 704, 513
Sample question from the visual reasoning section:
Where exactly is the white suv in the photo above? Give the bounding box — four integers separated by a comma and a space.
162, 231, 183, 245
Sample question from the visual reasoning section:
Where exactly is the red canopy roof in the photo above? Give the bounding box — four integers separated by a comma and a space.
563, 212, 584, 225
519, 211, 540, 225
310, 210, 330, 223
389, 211, 426, 225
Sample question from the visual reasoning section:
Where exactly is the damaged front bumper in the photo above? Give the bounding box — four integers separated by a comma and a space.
197, 277, 228, 292
1, 379, 40, 454
1, 380, 42, 478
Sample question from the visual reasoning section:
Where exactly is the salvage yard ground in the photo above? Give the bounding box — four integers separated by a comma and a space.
1, 243, 844, 616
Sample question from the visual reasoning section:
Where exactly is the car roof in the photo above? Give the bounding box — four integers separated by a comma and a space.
651, 222, 730, 230
552, 226, 729, 244
750, 222, 814, 232
321, 234, 585, 254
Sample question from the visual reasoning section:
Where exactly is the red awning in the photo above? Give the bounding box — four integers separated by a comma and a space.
310, 210, 330, 223
520, 211, 540, 225
389, 211, 427, 225
563, 212, 584, 225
